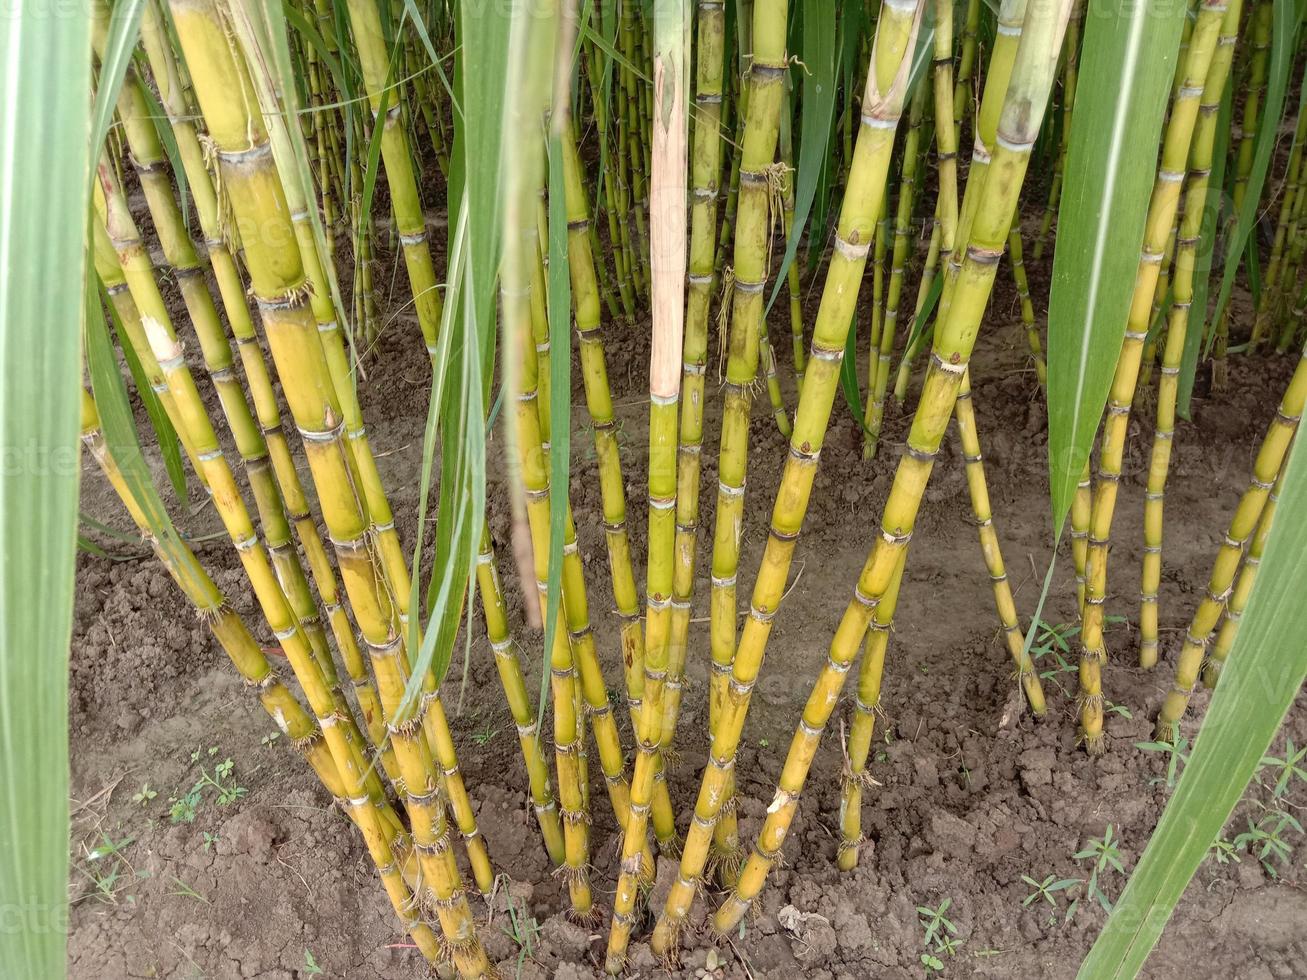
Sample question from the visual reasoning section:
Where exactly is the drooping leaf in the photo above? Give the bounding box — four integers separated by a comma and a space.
765, 0, 837, 317
0, 10, 93, 977
1044, 0, 1188, 530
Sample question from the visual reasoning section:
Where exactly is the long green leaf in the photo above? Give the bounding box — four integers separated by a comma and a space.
1079, 436, 1307, 977
0, 7, 92, 977
1044, 0, 1187, 530
402, 0, 512, 708
765, 0, 837, 317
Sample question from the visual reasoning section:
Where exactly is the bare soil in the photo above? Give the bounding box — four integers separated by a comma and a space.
68, 216, 1307, 979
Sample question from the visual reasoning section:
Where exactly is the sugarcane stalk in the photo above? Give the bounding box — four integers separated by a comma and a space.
1078, 0, 1230, 753
608, 1, 691, 966
866, 80, 928, 456
836, 553, 905, 870
80, 390, 445, 967
475, 526, 565, 864
1008, 226, 1046, 389
956, 372, 1046, 711
168, 3, 489, 968
711, 0, 1070, 928
1032, 0, 1084, 262
1204, 464, 1284, 685
559, 117, 676, 832
652, 0, 924, 952
1155, 342, 1307, 736
1139, 0, 1242, 670
1211, 0, 1272, 387
341, 0, 444, 355
703, 0, 790, 886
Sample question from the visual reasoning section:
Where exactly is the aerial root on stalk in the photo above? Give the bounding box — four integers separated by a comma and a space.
552, 861, 594, 891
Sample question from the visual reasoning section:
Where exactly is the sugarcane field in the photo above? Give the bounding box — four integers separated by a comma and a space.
7, 0, 1307, 976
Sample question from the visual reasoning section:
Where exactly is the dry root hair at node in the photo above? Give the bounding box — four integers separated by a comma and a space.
715, 266, 735, 381
657, 833, 683, 860
707, 842, 743, 885
564, 902, 605, 930
195, 598, 228, 625
560, 807, 592, 829
1153, 715, 1180, 744
1074, 691, 1105, 716
551, 861, 593, 889
291, 728, 323, 754
660, 746, 682, 774
841, 767, 882, 792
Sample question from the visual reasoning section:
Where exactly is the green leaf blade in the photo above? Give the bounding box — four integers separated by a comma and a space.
1044, 0, 1188, 530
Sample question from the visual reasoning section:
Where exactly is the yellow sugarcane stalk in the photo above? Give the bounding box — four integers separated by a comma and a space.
706, 0, 789, 738
651, 0, 925, 953
1205, 466, 1284, 684
1139, 0, 1241, 669
169, 2, 488, 969
710, 0, 1071, 931
956, 373, 1046, 712
608, 1, 691, 967
837, 554, 905, 870
558, 119, 678, 849
80, 391, 443, 965
1155, 345, 1307, 736
1078, 0, 1229, 753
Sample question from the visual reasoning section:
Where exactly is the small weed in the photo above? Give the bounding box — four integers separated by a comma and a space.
1234, 807, 1302, 878
1208, 837, 1241, 865
131, 783, 157, 806
501, 894, 544, 978
1104, 700, 1132, 719
1028, 620, 1080, 692
1074, 825, 1126, 913
169, 751, 248, 824
471, 723, 499, 747
1030, 617, 1127, 695
169, 785, 202, 825
921, 952, 944, 972
1020, 873, 1080, 909
1259, 739, 1307, 799
1134, 732, 1190, 789
260, 731, 281, 748
170, 875, 208, 904
202, 831, 220, 852
76, 832, 139, 905
917, 897, 958, 948
303, 948, 324, 975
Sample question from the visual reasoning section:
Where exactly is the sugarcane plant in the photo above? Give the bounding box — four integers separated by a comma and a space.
9, 0, 1307, 977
